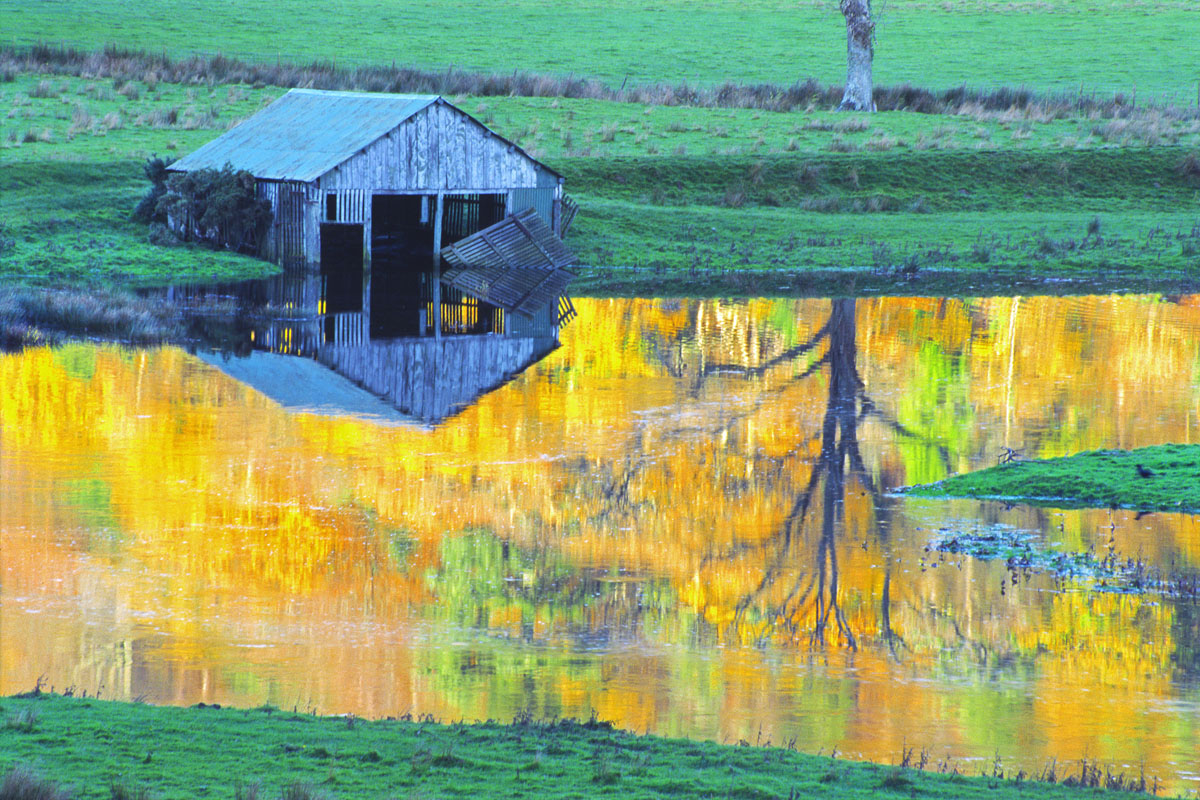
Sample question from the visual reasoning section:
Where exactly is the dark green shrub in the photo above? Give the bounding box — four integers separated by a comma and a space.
154, 164, 273, 255
147, 222, 181, 247
133, 156, 173, 224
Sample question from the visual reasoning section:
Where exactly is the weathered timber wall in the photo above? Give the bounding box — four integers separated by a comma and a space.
506, 300, 558, 339
259, 179, 320, 266
317, 103, 550, 194
509, 187, 555, 230
257, 181, 280, 262
318, 335, 558, 421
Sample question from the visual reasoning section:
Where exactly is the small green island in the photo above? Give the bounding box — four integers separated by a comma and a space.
902, 444, 1200, 513
0, 692, 1161, 800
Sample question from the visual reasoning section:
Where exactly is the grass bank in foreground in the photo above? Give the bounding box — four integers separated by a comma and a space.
0, 693, 1162, 799
902, 444, 1200, 513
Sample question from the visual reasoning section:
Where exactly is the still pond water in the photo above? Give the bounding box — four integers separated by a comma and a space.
3, 295, 1200, 790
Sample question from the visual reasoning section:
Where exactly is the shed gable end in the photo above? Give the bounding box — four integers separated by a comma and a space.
318, 102, 546, 193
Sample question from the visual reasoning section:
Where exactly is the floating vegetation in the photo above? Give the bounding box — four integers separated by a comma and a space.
926, 523, 1200, 599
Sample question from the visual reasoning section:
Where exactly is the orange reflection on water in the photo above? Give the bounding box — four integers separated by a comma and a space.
3, 295, 1200, 790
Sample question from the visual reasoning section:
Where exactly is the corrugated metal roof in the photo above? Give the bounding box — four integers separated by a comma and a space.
168, 89, 438, 182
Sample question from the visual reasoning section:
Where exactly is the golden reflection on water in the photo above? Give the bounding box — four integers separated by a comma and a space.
3, 296, 1200, 788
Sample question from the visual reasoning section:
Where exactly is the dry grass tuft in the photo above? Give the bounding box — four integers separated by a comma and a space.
27, 79, 60, 98
0, 766, 74, 800
1178, 151, 1200, 184
865, 133, 898, 151
279, 783, 326, 800
826, 135, 857, 153
115, 80, 140, 100
4, 708, 39, 733
834, 116, 870, 133
108, 783, 150, 800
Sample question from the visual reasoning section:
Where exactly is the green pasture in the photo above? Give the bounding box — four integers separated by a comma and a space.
1, 71, 1198, 292
0, 693, 1164, 800
569, 203, 1200, 296
481, 95, 1200, 161
0, 76, 278, 285
5, 0, 1200, 96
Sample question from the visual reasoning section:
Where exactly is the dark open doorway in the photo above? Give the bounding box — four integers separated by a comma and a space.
371, 194, 432, 338
320, 223, 364, 314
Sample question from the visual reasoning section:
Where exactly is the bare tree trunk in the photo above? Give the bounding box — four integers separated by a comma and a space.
839, 0, 876, 111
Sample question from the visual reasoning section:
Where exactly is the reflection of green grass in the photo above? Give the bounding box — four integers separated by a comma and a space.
903, 444, 1200, 512
894, 341, 974, 485
56, 473, 126, 555
51, 342, 97, 380
0, 693, 1161, 800
59, 478, 116, 528
419, 531, 697, 720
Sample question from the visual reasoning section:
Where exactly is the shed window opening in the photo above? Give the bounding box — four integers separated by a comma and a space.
442, 194, 507, 245
325, 194, 337, 222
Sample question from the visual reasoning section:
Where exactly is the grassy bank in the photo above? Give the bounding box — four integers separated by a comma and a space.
2, 59, 1198, 295
0, 693, 1164, 799
902, 444, 1200, 512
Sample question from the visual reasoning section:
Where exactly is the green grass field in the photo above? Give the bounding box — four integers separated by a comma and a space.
1, 0, 1198, 292
6, 0, 1200, 97
0, 76, 281, 286
0, 693, 1165, 800
2, 69, 1198, 292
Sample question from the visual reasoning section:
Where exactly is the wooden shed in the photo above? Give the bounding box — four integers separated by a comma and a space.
168, 88, 576, 341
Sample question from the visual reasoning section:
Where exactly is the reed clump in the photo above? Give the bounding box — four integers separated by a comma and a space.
0, 766, 74, 800
0, 286, 185, 350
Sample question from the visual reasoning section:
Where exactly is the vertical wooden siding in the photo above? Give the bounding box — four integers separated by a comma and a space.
257, 182, 279, 261
508, 188, 556, 230
317, 334, 558, 422
317, 103, 549, 193
259, 102, 562, 272
329, 189, 367, 223
274, 181, 309, 266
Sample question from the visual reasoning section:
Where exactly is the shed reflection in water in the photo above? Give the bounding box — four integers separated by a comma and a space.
2, 296, 1200, 790
178, 265, 562, 423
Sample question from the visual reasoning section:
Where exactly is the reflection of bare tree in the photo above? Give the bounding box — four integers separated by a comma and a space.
583, 298, 946, 652
716, 299, 930, 652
